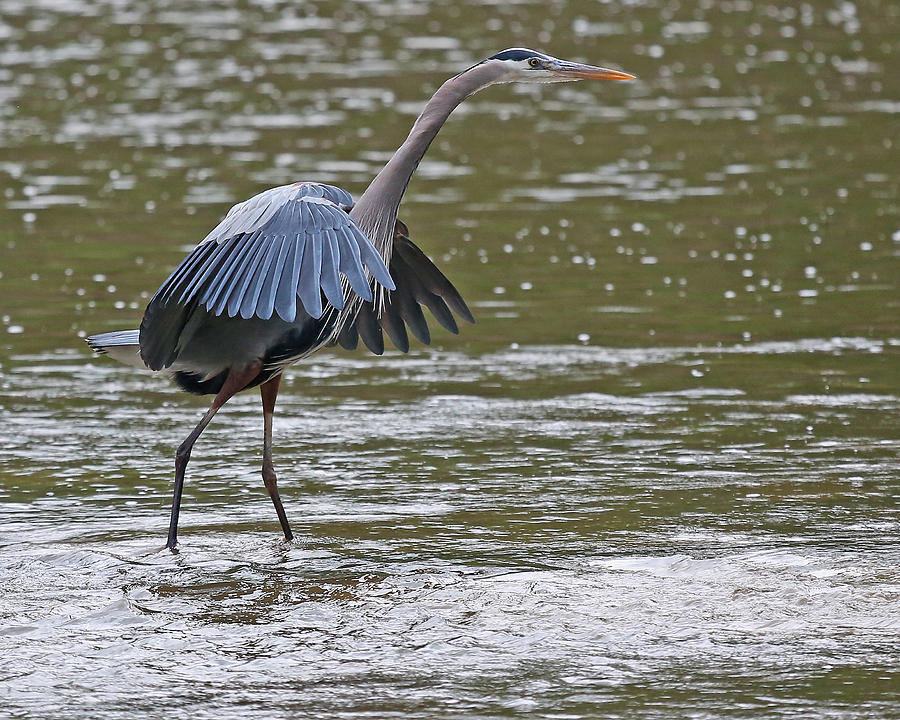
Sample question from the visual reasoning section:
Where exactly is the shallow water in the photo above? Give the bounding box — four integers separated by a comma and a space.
1, 1, 899, 718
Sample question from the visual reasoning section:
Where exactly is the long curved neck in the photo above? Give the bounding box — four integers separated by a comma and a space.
349, 62, 501, 256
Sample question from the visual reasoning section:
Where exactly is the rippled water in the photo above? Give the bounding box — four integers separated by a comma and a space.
1, 1, 898, 718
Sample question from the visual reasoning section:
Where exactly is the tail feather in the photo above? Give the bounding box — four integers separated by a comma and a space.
86, 329, 148, 369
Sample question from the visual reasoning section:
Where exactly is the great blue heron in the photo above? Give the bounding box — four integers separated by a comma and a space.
87, 48, 635, 549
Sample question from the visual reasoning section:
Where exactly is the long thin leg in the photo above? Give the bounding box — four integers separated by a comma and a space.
260, 373, 293, 542
167, 362, 261, 550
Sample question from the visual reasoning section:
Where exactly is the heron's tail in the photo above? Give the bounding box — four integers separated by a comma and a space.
85, 329, 148, 369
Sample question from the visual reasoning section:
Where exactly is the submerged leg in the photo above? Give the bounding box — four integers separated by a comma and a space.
260, 374, 293, 542
167, 362, 261, 550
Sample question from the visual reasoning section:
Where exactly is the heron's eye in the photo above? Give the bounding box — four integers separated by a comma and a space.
528, 58, 541, 68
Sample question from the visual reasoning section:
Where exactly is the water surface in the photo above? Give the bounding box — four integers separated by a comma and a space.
1, 1, 898, 718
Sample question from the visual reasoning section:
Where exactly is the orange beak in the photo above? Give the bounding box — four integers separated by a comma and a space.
551, 61, 636, 81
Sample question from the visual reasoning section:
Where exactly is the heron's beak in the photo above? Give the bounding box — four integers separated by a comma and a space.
551, 60, 636, 81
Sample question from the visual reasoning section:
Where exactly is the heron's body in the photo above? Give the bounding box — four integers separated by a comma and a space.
171, 311, 318, 393
87, 48, 634, 548
162, 306, 328, 394
90, 191, 471, 396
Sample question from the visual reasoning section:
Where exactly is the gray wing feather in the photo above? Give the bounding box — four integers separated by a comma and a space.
337, 220, 473, 356
355, 233, 394, 290
355, 303, 384, 355
319, 227, 344, 309
228, 233, 273, 318
166, 244, 210, 305
396, 235, 474, 322
263, 200, 303, 321
299, 199, 315, 234
297, 229, 323, 319
157, 240, 213, 300
309, 201, 327, 233
146, 182, 392, 326
274, 233, 305, 322
173, 237, 234, 305
335, 227, 372, 300
380, 304, 410, 353
337, 322, 359, 351
386, 254, 431, 344
238, 234, 283, 320
202, 230, 265, 315
254, 234, 291, 320
180, 236, 244, 306
412, 281, 458, 334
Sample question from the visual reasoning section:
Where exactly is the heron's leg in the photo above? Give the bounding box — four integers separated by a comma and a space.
260, 374, 293, 542
167, 362, 261, 550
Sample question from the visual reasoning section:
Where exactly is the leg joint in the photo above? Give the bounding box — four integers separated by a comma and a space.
175, 442, 192, 464
262, 464, 278, 490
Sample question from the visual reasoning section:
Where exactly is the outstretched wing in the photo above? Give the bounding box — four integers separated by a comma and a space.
154, 182, 393, 321
140, 182, 394, 370
336, 219, 474, 355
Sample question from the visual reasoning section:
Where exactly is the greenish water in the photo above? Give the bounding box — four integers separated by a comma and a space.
1, 1, 898, 718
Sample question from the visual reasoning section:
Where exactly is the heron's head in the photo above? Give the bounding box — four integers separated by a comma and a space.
474, 48, 636, 85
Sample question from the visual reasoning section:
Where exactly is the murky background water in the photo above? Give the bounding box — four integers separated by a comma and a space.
1, 0, 898, 717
